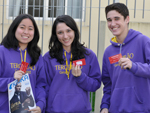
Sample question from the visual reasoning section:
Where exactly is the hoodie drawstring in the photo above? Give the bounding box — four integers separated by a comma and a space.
120, 44, 122, 54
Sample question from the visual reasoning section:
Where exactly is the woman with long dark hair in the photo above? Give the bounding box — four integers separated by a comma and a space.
0, 14, 46, 113
43, 15, 101, 113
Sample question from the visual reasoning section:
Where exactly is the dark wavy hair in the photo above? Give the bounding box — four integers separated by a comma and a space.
105, 3, 129, 19
49, 15, 88, 64
1, 14, 41, 66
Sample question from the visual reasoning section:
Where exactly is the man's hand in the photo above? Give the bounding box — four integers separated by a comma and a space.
25, 87, 31, 95
118, 58, 132, 69
22, 98, 30, 108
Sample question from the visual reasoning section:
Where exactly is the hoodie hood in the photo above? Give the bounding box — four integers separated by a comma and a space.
110, 29, 141, 46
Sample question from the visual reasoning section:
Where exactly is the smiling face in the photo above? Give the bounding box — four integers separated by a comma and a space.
56, 23, 75, 52
15, 18, 34, 50
106, 10, 129, 40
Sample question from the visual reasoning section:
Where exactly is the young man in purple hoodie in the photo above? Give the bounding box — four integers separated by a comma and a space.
100, 3, 150, 113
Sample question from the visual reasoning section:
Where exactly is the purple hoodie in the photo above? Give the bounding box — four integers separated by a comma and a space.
43, 48, 101, 113
101, 29, 150, 113
0, 45, 47, 113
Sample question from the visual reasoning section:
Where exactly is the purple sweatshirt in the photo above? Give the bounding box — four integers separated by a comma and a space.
43, 48, 101, 113
0, 45, 47, 113
101, 29, 150, 113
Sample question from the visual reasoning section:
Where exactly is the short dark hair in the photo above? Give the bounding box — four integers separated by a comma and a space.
1, 14, 41, 66
105, 3, 129, 19
49, 15, 88, 64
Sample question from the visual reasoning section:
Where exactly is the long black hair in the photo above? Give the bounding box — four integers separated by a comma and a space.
1, 14, 41, 66
49, 15, 88, 64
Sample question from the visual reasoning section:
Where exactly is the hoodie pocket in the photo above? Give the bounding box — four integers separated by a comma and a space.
109, 87, 143, 112
51, 93, 87, 112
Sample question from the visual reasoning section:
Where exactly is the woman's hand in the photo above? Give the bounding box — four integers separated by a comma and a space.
72, 64, 81, 77
14, 70, 25, 81
101, 108, 109, 113
28, 106, 41, 113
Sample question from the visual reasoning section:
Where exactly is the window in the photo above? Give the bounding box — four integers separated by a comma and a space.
114, 0, 119, 3
8, 0, 84, 19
